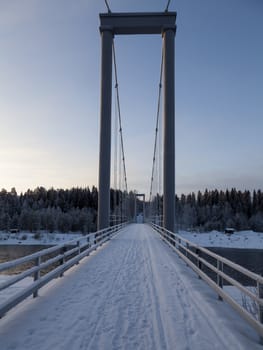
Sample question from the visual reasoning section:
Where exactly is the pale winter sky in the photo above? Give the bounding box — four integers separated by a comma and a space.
0, 0, 262, 196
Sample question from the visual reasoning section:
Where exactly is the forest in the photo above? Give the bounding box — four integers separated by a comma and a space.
0, 187, 133, 233
175, 188, 263, 232
0, 187, 263, 233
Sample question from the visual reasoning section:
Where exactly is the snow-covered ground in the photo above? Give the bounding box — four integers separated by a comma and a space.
0, 224, 261, 350
1, 229, 263, 249
179, 230, 263, 249
0, 231, 82, 246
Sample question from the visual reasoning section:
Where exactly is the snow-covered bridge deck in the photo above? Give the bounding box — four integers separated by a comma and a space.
0, 224, 261, 350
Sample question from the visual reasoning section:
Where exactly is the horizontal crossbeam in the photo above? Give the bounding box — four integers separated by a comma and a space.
100, 12, 176, 35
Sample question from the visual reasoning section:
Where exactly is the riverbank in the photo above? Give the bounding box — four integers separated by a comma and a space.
0, 231, 82, 246
1, 228, 263, 249
179, 230, 263, 249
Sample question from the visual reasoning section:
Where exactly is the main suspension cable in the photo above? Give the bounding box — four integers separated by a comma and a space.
104, 0, 112, 13
112, 41, 128, 195
113, 77, 119, 225
165, 0, 172, 12
149, 44, 164, 204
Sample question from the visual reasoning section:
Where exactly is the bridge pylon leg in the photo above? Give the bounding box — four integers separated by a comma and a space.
98, 27, 113, 230
163, 27, 176, 232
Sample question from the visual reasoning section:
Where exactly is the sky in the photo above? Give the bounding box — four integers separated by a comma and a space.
0, 0, 262, 197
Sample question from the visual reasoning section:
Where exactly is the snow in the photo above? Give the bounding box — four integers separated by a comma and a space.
0, 276, 33, 304
179, 230, 263, 249
0, 231, 82, 246
2, 229, 263, 249
0, 224, 262, 350
223, 286, 259, 321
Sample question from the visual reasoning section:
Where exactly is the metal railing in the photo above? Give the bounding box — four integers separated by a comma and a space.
151, 223, 263, 339
0, 223, 126, 318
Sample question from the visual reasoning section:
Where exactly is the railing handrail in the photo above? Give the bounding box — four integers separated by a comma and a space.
151, 223, 263, 339
152, 224, 263, 284
0, 222, 127, 317
0, 225, 118, 273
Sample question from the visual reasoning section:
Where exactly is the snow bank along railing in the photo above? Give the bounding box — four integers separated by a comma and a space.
151, 223, 263, 339
0, 223, 126, 318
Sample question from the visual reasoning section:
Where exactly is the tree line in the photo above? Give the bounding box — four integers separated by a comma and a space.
0, 186, 135, 234
175, 188, 263, 232
1, 187, 263, 233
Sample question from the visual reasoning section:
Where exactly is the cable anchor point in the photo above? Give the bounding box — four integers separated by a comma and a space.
104, 0, 112, 13
164, 0, 172, 12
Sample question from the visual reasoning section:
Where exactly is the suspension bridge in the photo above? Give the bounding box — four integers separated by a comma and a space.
1, 9, 263, 350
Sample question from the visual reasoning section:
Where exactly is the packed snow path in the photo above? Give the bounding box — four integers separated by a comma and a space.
0, 224, 261, 350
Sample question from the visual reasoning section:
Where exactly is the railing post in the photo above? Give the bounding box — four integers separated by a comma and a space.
87, 235, 90, 255
162, 228, 165, 240
178, 238, 181, 258
186, 243, 189, 258
196, 248, 202, 279
60, 246, 67, 277
100, 231, 105, 246
107, 228, 111, 240
184, 242, 190, 267
76, 241, 80, 265
170, 232, 175, 246
257, 281, 263, 325
94, 232, 98, 247
217, 260, 223, 300
33, 256, 41, 298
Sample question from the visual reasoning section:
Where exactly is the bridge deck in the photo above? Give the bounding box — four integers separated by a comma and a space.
0, 224, 261, 350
